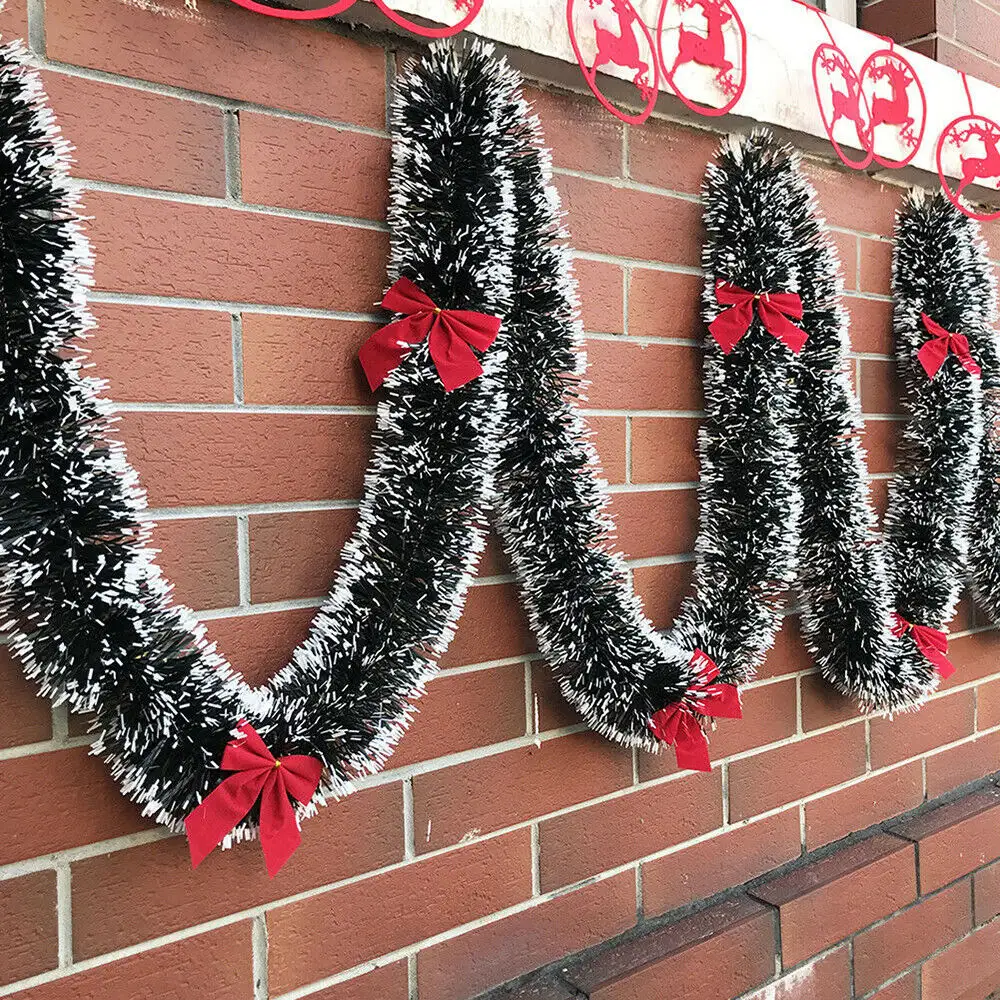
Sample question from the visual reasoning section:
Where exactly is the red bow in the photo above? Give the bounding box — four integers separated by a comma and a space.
185, 721, 323, 877
892, 613, 956, 680
708, 281, 808, 355
647, 650, 742, 772
358, 276, 502, 392
918, 314, 982, 380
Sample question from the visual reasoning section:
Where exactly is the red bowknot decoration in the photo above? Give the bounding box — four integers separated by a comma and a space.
358, 276, 502, 392
892, 614, 957, 680
708, 281, 809, 355
185, 721, 323, 877
647, 650, 742, 772
918, 314, 982, 380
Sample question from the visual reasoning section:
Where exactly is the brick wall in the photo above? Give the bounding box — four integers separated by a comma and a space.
2, 1, 1000, 998
860, 0, 1000, 80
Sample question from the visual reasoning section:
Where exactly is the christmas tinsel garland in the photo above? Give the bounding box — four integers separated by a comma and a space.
0, 41, 519, 839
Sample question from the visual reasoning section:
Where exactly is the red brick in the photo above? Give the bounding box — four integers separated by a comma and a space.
559, 174, 703, 266
860, 0, 936, 43
846, 295, 894, 355
87, 304, 234, 404
71, 783, 400, 959
800, 672, 865, 732
0, 871, 57, 987
630, 417, 699, 483
240, 112, 389, 221
45, 0, 385, 126
152, 516, 239, 612
530, 662, 582, 734
640, 679, 797, 781
565, 895, 775, 1000
607, 489, 698, 561
632, 560, 692, 631
861, 359, 902, 415
209, 607, 316, 687
751, 834, 917, 966
240, 314, 374, 407
922, 920, 1000, 1000
86, 190, 388, 313
893, 789, 1000, 893
759, 617, 814, 679
860, 237, 894, 295
926, 729, 1000, 799
10, 923, 252, 1000
390, 664, 527, 769
804, 163, 901, 238
575, 259, 625, 334
627, 269, 704, 341
974, 859, 1000, 924
0, 746, 155, 865
411, 733, 632, 853
528, 87, 623, 177
267, 830, 532, 993
854, 880, 973, 994
642, 809, 801, 918
728, 725, 867, 822
805, 762, 924, 850
861, 417, 899, 474
248, 509, 356, 604
0, 647, 51, 750
742, 946, 851, 1000
539, 770, 721, 891
869, 973, 920, 1000
830, 230, 859, 292
42, 71, 224, 196
417, 872, 636, 1000
440, 583, 535, 669
306, 963, 409, 1000
590, 415, 627, 483
628, 120, 719, 195
118, 411, 371, 507
945, 630, 1000, 684
870, 689, 976, 769
586, 340, 702, 410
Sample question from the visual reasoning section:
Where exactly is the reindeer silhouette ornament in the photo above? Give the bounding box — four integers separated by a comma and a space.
656, 0, 747, 117
859, 48, 926, 169
567, 0, 659, 124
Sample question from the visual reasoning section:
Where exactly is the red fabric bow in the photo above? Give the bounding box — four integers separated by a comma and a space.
892, 613, 956, 680
185, 721, 323, 877
918, 314, 982, 380
647, 650, 742, 772
358, 276, 502, 392
708, 281, 809, 355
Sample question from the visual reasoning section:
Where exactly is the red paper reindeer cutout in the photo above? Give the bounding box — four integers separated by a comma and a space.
567, 0, 659, 124
656, 0, 746, 117
937, 74, 1000, 221
859, 47, 926, 169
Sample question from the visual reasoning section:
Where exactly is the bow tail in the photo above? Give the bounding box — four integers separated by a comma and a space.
358, 317, 429, 391
185, 769, 271, 869
759, 302, 809, 354
672, 713, 712, 773
708, 300, 755, 354
428, 322, 485, 392
259, 773, 304, 878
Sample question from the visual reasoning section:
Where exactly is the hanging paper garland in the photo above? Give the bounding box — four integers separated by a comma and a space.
0, 40, 521, 872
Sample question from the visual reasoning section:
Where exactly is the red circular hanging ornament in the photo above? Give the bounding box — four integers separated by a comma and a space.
371, 0, 485, 38
812, 42, 873, 170
937, 114, 1000, 222
655, 0, 746, 118
566, 0, 659, 125
858, 48, 926, 169
228, 0, 356, 18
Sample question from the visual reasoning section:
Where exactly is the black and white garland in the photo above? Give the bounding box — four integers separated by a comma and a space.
0, 41, 520, 840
